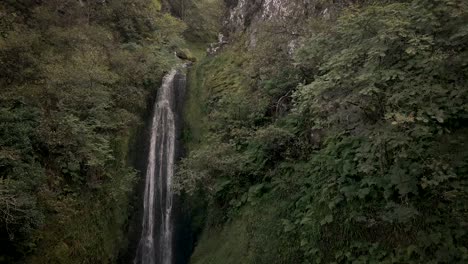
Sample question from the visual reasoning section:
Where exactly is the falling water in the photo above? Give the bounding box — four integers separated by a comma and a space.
135, 68, 185, 264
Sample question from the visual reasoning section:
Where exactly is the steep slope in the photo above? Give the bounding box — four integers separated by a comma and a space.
179, 0, 468, 263
0, 1, 188, 263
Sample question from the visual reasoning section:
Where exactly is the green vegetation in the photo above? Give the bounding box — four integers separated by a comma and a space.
2, 0, 467, 263
0, 0, 187, 263
179, 0, 468, 263
191, 195, 302, 264
166, 0, 224, 43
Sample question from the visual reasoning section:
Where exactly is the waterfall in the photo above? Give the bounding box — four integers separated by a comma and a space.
134, 68, 185, 264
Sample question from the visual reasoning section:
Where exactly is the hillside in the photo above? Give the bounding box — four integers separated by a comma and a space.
0, 1, 185, 262
180, 0, 468, 263
1, 0, 467, 263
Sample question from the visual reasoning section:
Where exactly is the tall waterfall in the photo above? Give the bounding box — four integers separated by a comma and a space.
135, 68, 185, 264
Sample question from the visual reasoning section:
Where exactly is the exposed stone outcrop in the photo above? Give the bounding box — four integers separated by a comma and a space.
207, 33, 229, 55
218, 0, 353, 53
224, 0, 323, 32
222, 0, 353, 33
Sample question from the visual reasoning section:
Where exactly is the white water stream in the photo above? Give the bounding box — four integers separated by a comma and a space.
135, 69, 180, 264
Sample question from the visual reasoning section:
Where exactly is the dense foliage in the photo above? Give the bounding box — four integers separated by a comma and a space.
2, 0, 467, 263
179, 0, 468, 263
165, 0, 224, 43
0, 0, 186, 263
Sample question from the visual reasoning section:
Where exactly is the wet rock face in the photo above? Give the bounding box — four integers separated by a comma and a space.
223, 0, 351, 33
224, 0, 258, 30
261, 0, 308, 20
224, 0, 316, 32
218, 0, 352, 54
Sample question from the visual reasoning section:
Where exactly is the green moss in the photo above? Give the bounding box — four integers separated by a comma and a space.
191, 195, 301, 264
185, 41, 208, 61
191, 219, 250, 264
183, 46, 250, 150
152, 0, 162, 11
184, 62, 208, 150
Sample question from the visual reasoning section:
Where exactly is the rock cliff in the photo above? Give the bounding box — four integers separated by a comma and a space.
223, 0, 351, 33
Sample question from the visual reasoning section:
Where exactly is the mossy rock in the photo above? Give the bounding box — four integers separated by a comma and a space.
176, 48, 197, 62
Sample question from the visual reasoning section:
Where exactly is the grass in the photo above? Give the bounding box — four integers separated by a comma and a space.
191, 217, 250, 264
191, 195, 301, 264
183, 62, 207, 151
182, 45, 250, 150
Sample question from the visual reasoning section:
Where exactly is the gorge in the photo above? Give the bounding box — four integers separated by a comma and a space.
134, 68, 186, 264
0, 1, 467, 264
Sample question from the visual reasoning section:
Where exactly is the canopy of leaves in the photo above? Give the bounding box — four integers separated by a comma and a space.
179, 0, 468, 263
0, 0, 185, 262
